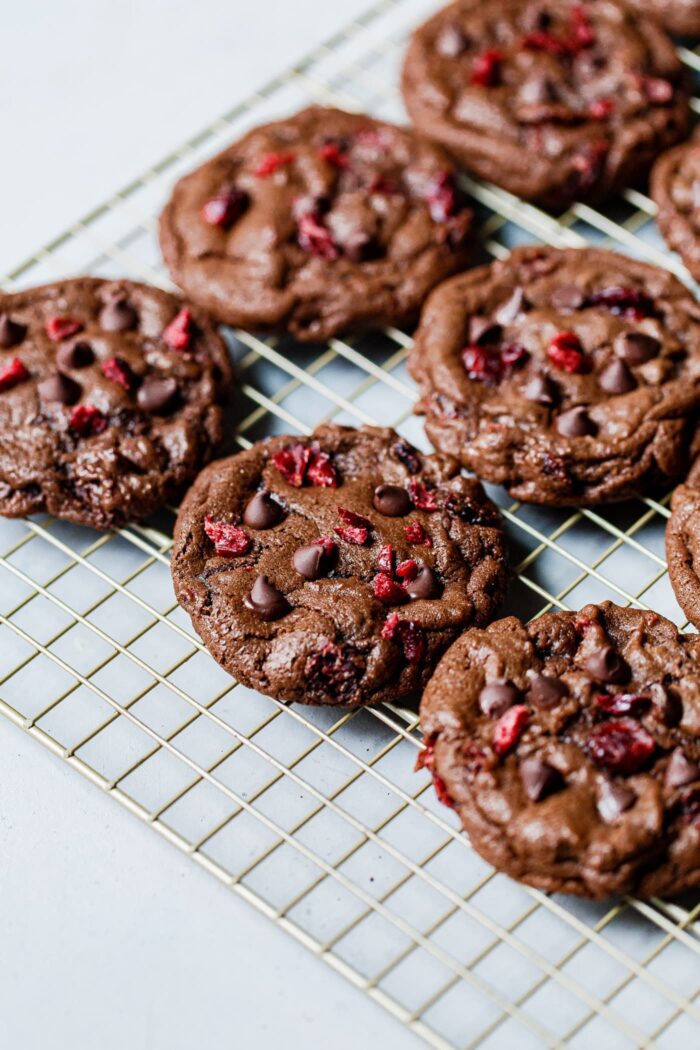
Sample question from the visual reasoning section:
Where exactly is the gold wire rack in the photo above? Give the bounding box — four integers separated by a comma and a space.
2, 1, 700, 1046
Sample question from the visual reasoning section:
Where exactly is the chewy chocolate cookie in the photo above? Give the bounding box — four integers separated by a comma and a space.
409, 245, 700, 505
401, 0, 689, 211
419, 602, 700, 899
623, 0, 700, 37
159, 106, 473, 342
666, 458, 700, 628
171, 424, 508, 707
652, 132, 700, 284
0, 278, 232, 530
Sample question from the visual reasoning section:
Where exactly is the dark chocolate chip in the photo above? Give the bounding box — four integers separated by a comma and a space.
469, 316, 502, 345
99, 298, 138, 332
37, 372, 82, 405
665, 748, 700, 789
136, 377, 178, 414
479, 681, 520, 718
584, 645, 629, 684
435, 23, 468, 57
406, 564, 441, 600
244, 574, 290, 621
550, 285, 584, 313
556, 406, 597, 437
597, 780, 635, 823
617, 332, 660, 365
243, 491, 283, 530
649, 683, 682, 726
519, 73, 557, 106
599, 359, 636, 394
342, 230, 379, 263
523, 374, 556, 405
494, 288, 525, 326
56, 340, 94, 370
293, 544, 327, 580
526, 673, 569, 710
520, 756, 562, 802
0, 314, 27, 349
373, 484, 412, 517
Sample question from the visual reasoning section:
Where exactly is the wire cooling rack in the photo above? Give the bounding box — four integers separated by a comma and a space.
2, 1, 700, 1046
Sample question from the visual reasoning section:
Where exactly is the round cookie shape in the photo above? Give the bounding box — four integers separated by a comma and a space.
171, 424, 508, 708
622, 0, 700, 37
401, 0, 689, 211
409, 246, 700, 505
666, 457, 700, 628
159, 106, 473, 342
652, 133, 700, 283
419, 601, 700, 899
0, 278, 232, 530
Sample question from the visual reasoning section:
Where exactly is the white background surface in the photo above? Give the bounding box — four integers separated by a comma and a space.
0, 3, 421, 1047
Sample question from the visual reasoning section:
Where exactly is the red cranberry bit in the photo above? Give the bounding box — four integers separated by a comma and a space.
101, 356, 137, 392
163, 308, 194, 351
335, 506, 371, 546
0, 357, 30, 392
381, 611, 400, 640
305, 642, 364, 704
547, 331, 589, 373
313, 535, 336, 557
407, 479, 439, 511
273, 443, 312, 487
391, 439, 421, 475
471, 49, 502, 88
588, 98, 614, 120
399, 619, 426, 664
644, 78, 673, 104
521, 30, 568, 55
376, 544, 395, 574
396, 558, 418, 582
204, 516, 251, 557
572, 141, 609, 191
254, 151, 295, 177
296, 210, 339, 260
493, 705, 529, 755
585, 719, 655, 775
425, 171, 457, 223
588, 287, 654, 321
318, 142, 349, 169
45, 316, 83, 342
69, 404, 107, 437
201, 190, 248, 229
462, 343, 528, 384
595, 692, 650, 717
368, 176, 401, 196
404, 521, 432, 548
570, 4, 595, 49
306, 446, 339, 488
373, 572, 408, 605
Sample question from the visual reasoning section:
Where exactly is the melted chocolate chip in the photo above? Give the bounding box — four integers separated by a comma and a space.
550, 285, 585, 313
523, 374, 556, 405
584, 645, 629, 684
665, 748, 700, 789
137, 377, 178, 414
649, 683, 682, 726
56, 340, 94, 370
0, 314, 27, 349
244, 575, 290, 621
599, 359, 636, 394
99, 299, 138, 332
293, 544, 327, 580
479, 681, 519, 718
617, 332, 660, 365
373, 484, 412, 517
37, 372, 82, 405
597, 780, 635, 823
406, 564, 441, 600
526, 673, 568, 710
494, 288, 525, 326
520, 756, 562, 802
556, 406, 597, 437
243, 491, 283, 530
469, 317, 502, 345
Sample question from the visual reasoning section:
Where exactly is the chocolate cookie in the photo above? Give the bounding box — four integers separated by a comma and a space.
159, 106, 473, 342
419, 601, 700, 899
622, 0, 700, 37
409, 245, 700, 505
401, 0, 689, 211
171, 424, 508, 707
666, 458, 700, 628
0, 278, 232, 530
652, 132, 700, 284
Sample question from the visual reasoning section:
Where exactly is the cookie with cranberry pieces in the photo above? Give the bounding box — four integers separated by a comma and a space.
666, 456, 700, 628
410, 245, 700, 505
0, 278, 232, 530
622, 0, 700, 37
419, 601, 700, 899
159, 106, 473, 342
652, 132, 700, 284
171, 424, 507, 707
401, 0, 689, 211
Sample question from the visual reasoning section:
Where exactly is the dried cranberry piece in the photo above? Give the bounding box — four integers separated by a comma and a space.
462, 345, 502, 384
396, 558, 418, 581
69, 404, 107, 437
373, 572, 408, 604
335, 506, 371, 545
585, 718, 656, 775
391, 439, 421, 475
493, 705, 529, 755
273, 443, 312, 487
297, 211, 339, 260
588, 98, 614, 120
368, 176, 401, 196
472, 48, 502, 87
376, 544, 395, 574
399, 620, 426, 664
502, 343, 529, 368
306, 446, 339, 488
595, 692, 650, 717
318, 142, 349, 169
588, 287, 655, 321
547, 331, 589, 373
425, 171, 457, 222
314, 535, 337, 557
254, 151, 295, 177
572, 141, 609, 191
45, 316, 83, 342
305, 642, 365, 704
417, 741, 455, 808
407, 479, 439, 511
570, 4, 595, 49
521, 30, 568, 55
162, 308, 194, 351
404, 520, 432, 547
0, 357, 29, 392
101, 356, 137, 392
204, 516, 251, 556
201, 190, 248, 229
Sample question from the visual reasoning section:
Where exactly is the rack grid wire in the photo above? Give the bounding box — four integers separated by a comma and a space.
2, 1, 700, 1047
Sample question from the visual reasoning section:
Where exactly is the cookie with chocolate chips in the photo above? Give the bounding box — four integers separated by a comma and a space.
0, 278, 232, 530
622, 0, 700, 37
171, 424, 508, 707
410, 245, 700, 505
419, 601, 700, 899
159, 106, 473, 342
401, 0, 689, 211
652, 132, 700, 284
667, 457, 700, 628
